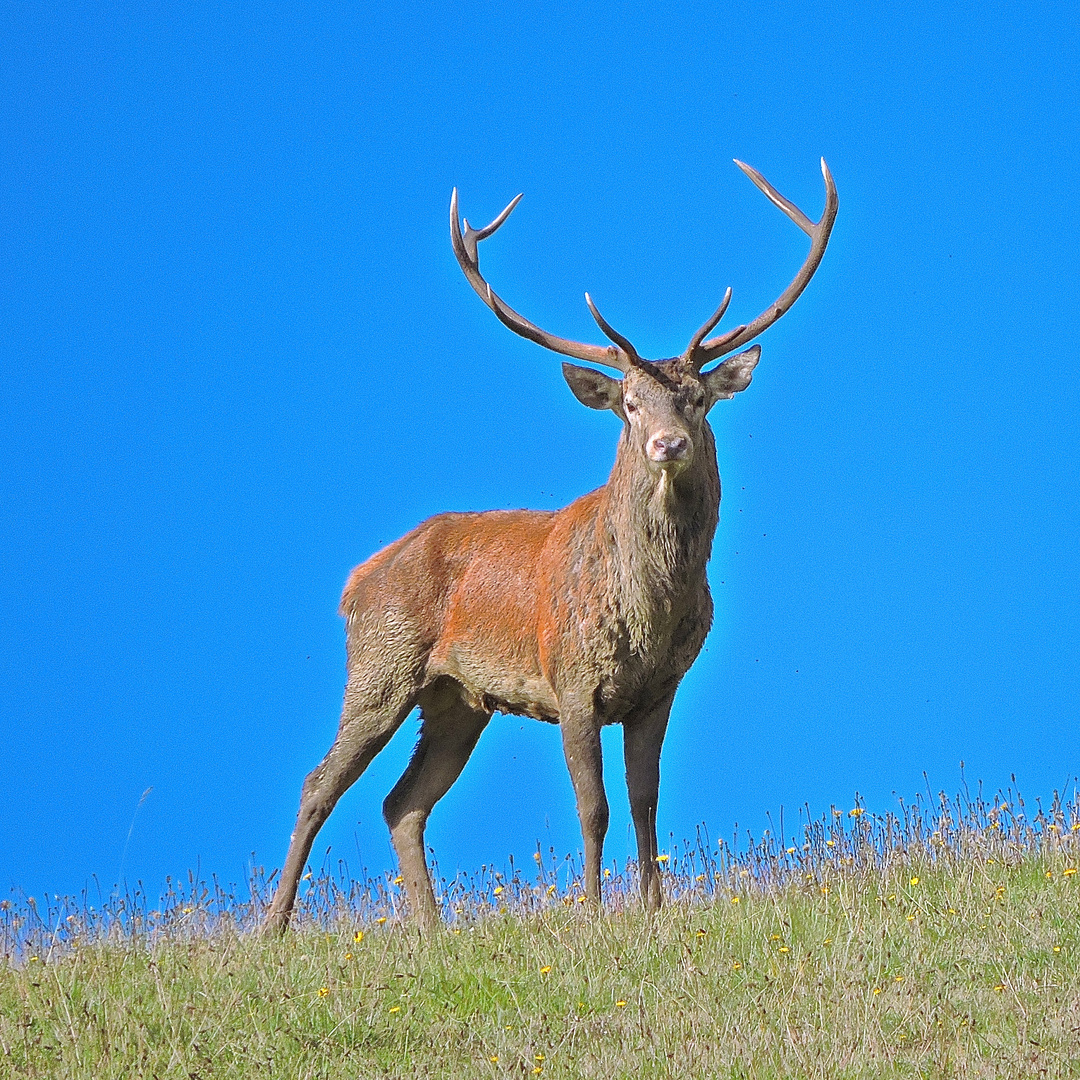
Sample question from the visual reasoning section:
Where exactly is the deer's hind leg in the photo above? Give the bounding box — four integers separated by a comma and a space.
383, 679, 491, 930
264, 625, 426, 934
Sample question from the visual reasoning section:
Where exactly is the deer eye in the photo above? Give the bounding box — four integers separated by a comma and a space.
624, 400, 638, 414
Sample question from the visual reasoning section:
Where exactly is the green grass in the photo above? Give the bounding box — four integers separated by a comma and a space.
5, 788, 1080, 1078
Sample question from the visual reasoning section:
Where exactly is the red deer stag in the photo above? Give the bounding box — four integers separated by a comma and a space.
264, 158, 837, 932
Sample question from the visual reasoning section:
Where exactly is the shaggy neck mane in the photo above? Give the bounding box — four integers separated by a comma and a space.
599, 422, 720, 651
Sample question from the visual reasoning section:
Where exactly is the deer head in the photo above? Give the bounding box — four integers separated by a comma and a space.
450, 159, 837, 477
557, 351, 760, 479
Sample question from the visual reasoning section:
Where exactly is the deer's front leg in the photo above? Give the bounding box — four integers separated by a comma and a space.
559, 715, 608, 908
623, 689, 675, 912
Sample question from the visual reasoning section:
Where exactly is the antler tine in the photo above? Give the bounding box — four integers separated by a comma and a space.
584, 293, 648, 371
734, 160, 816, 237
692, 158, 839, 367
450, 189, 627, 373
682, 287, 732, 366
458, 191, 523, 270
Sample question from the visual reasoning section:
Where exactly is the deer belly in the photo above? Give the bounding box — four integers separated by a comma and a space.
427, 639, 559, 721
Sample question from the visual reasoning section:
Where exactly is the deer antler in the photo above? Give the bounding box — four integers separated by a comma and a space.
452, 160, 837, 376
684, 158, 838, 371
584, 293, 652, 371
450, 189, 638, 373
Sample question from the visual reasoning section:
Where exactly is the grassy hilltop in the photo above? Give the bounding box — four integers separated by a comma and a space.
4, 789, 1080, 1079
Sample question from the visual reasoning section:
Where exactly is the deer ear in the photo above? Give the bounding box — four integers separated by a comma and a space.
702, 345, 761, 404
561, 362, 623, 411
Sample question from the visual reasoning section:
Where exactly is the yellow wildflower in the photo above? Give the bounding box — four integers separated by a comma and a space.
493, 886, 503, 896
344, 952, 353, 960
389, 1006, 400, 1013
376, 916, 387, 924
730, 896, 740, 904
540, 966, 552, 975
317, 987, 330, 998
615, 1000, 627, 1007
909, 876, 919, 887
393, 875, 404, 884
354, 930, 364, 943
1064, 868, 1077, 877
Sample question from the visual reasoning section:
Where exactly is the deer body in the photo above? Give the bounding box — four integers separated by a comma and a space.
264, 160, 837, 932
380, 418, 718, 726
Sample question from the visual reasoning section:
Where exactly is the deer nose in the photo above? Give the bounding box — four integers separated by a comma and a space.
647, 433, 689, 462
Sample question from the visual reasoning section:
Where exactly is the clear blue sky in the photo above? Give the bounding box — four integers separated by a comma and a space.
3, 0, 1078, 901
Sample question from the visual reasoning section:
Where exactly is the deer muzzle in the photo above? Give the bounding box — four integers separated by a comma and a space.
646, 432, 691, 467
